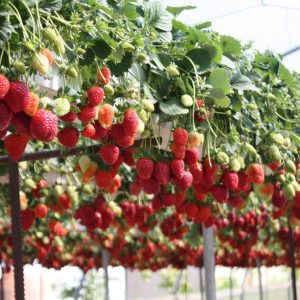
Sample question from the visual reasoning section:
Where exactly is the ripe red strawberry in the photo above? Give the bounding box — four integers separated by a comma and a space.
153, 161, 170, 185
99, 144, 119, 165
0, 128, 7, 139
30, 110, 58, 142
152, 196, 163, 211
58, 194, 72, 209
4, 133, 29, 161
82, 123, 96, 137
220, 171, 239, 191
272, 189, 287, 208
123, 109, 139, 135
185, 147, 200, 165
123, 148, 135, 166
96, 66, 111, 84
4, 80, 30, 113
0, 102, 12, 131
189, 163, 204, 183
173, 170, 193, 190
90, 121, 108, 140
210, 185, 229, 204
228, 196, 244, 209
162, 193, 176, 206
24, 92, 39, 116
0, 74, 10, 99
58, 127, 79, 148
60, 104, 77, 123
237, 171, 251, 192
130, 181, 141, 196
94, 194, 106, 212
171, 143, 186, 159
21, 208, 35, 231
173, 128, 188, 145
78, 105, 97, 123
34, 204, 48, 218
184, 202, 198, 218
246, 163, 265, 184
136, 158, 154, 180
11, 112, 32, 137
98, 104, 114, 129
95, 169, 114, 189
140, 178, 160, 194
87, 86, 105, 106
295, 191, 300, 208
170, 159, 184, 179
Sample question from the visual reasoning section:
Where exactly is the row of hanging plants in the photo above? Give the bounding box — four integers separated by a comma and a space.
1, 0, 300, 272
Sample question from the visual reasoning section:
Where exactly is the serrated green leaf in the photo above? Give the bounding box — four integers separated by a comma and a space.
0, 18, 14, 47
209, 68, 230, 94
79, 48, 95, 65
159, 97, 189, 116
209, 88, 231, 108
172, 19, 189, 32
220, 56, 235, 69
278, 62, 299, 91
166, 5, 196, 17
230, 73, 259, 92
107, 52, 133, 76
121, 4, 139, 19
92, 39, 112, 59
193, 21, 212, 30
220, 35, 242, 57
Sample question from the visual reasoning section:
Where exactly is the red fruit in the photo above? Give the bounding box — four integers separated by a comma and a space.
82, 123, 96, 137
94, 194, 106, 212
170, 159, 184, 179
11, 112, 32, 137
195, 206, 211, 223
153, 161, 170, 185
30, 110, 58, 142
34, 204, 48, 218
136, 158, 154, 180
87, 86, 105, 106
237, 171, 251, 192
58, 194, 72, 209
78, 105, 97, 122
184, 202, 198, 218
98, 104, 114, 129
295, 191, 300, 208
171, 143, 186, 159
173, 170, 193, 191
24, 92, 39, 116
58, 127, 79, 148
246, 163, 265, 184
99, 144, 119, 165
189, 163, 204, 183
228, 196, 244, 209
162, 193, 176, 206
90, 121, 108, 140
41, 48, 54, 65
21, 208, 35, 230
60, 104, 77, 123
152, 196, 163, 211
123, 148, 135, 166
0, 128, 7, 139
4, 80, 30, 113
272, 190, 287, 208
185, 147, 200, 165
0, 74, 10, 99
210, 185, 229, 204
220, 171, 239, 191
4, 133, 29, 161
194, 111, 207, 123
173, 128, 188, 145
123, 109, 139, 135
0, 102, 12, 131
95, 169, 114, 189
140, 178, 160, 194
96, 67, 111, 84
268, 161, 282, 171
130, 181, 141, 196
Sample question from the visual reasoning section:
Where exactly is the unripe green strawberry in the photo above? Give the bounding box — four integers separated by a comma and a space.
43, 27, 57, 43
122, 42, 135, 52
36, 231, 43, 238
270, 133, 284, 145
181, 94, 193, 107
282, 183, 295, 200
237, 156, 245, 169
54, 185, 64, 196
138, 109, 149, 122
104, 84, 114, 96
24, 41, 35, 52
14, 61, 26, 74
268, 144, 281, 162
267, 93, 277, 102
54, 98, 70, 117
53, 36, 65, 55
229, 158, 241, 172
42, 236, 50, 245
32, 53, 50, 75
66, 67, 78, 78
292, 181, 300, 192
137, 53, 147, 63
141, 129, 151, 139
283, 137, 291, 148
82, 184, 93, 194
277, 174, 286, 184
167, 64, 180, 77
25, 179, 37, 189
244, 143, 257, 155
79, 155, 91, 172
142, 99, 155, 112
138, 119, 145, 133
216, 151, 229, 165
175, 77, 187, 93
76, 48, 86, 55
40, 97, 51, 108
286, 159, 296, 173
286, 173, 296, 183
43, 164, 50, 172
247, 103, 257, 110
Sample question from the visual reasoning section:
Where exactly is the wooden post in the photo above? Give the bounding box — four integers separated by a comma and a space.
102, 250, 110, 300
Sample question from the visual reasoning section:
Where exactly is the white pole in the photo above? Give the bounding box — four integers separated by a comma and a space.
102, 249, 110, 300
256, 258, 263, 300
202, 225, 216, 300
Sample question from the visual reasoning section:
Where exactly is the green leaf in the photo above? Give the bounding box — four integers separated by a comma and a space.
79, 48, 95, 65
209, 88, 231, 108
121, 4, 139, 19
159, 97, 189, 116
172, 19, 189, 32
107, 53, 133, 77
92, 39, 112, 59
0, 17, 14, 47
188, 29, 212, 44
220, 56, 235, 69
278, 62, 299, 91
166, 5, 196, 17
230, 73, 259, 92
193, 21, 212, 30
209, 68, 230, 94
220, 35, 242, 57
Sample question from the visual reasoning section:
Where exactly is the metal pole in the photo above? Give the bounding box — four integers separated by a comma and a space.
9, 163, 25, 300
0, 265, 3, 300
125, 269, 129, 300
199, 266, 204, 300
288, 219, 298, 300
256, 258, 264, 300
202, 225, 216, 300
240, 268, 249, 300
229, 268, 233, 300
102, 249, 110, 300
172, 270, 183, 297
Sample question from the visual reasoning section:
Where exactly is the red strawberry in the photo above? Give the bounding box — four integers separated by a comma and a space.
11, 112, 32, 137
0, 128, 7, 139
136, 158, 154, 180
96, 67, 111, 84
90, 121, 108, 140
4, 80, 30, 113
189, 163, 204, 183
4, 133, 29, 161
34, 204, 48, 218
272, 189, 287, 208
210, 185, 229, 204
173, 128, 188, 145
30, 110, 58, 142
173, 170, 193, 191
130, 181, 141, 196
123, 109, 139, 135
60, 106, 77, 123
140, 178, 160, 194
21, 208, 35, 231
58, 127, 79, 148
98, 104, 114, 129
82, 123, 95, 138
246, 163, 265, 184
0, 102, 12, 131
123, 148, 135, 166
78, 105, 97, 123
94, 194, 106, 212
228, 196, 244, 209
87, 86, 105, 106
24, 92, 39, 117
184, 202, 198, 218
220, 171, 239, 191
58, 194, 72, 209
95, 169, 114, 189
153, 161, 170, 185
152, 196, 163, 211
0, 74, 10, 99
185, 147, 200, 165
170, 159, 184, 179
171, 143, 186, 159
237, 171, 251, 192
99, 144, 119, 165
110, 124, 134, 147
162, 193, 176, 206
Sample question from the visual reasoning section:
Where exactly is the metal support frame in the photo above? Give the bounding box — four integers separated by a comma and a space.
288, 219, 298, 300
102, 249, 110, 300
256, 258, 264, 300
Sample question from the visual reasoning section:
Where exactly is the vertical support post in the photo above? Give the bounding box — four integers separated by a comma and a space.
288, 219, 298, 300
229, 268, 233, 300
172, 270, 183, 297
102, 249, 109, 300
202, 225, 216, 300
256, 258, 263, 300
0, 265, 3, 300
9, 163, 25, 300
240, 269, 249, 300
199, 266, 204, 300
125, 269, 129, 300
